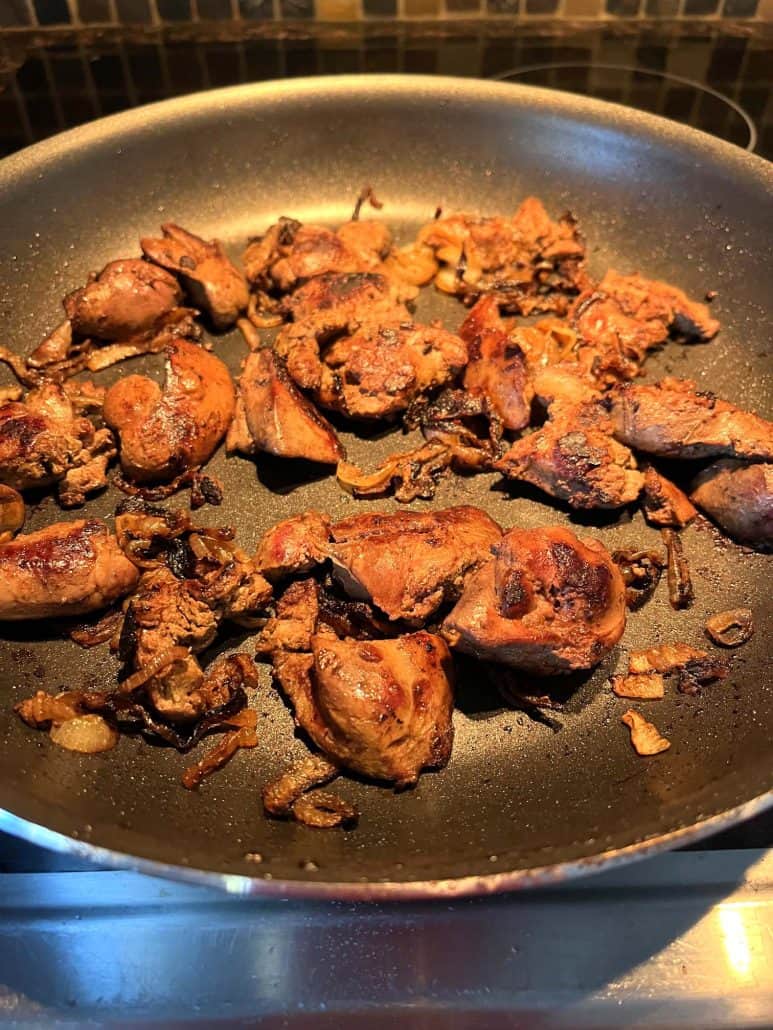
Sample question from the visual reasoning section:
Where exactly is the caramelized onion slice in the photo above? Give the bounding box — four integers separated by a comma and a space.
15, 690, 85, 728
50, 714, 119, 754
292, 790, 358, 829
337, 442, 452, 503
182, 708, 258, 790
611, 548, 664, 611
69, 608, 124, 648
629, 643, 707, 675
622, 709, 671, 756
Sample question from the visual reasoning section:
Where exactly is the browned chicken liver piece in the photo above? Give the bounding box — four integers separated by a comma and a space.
227, 348, 344, 464
0, 519, 139, 620
570, 291, 668, 385
103, 338, 235, 482
64, 259, 183, 341
443, 526, 627, 674
282, 271, 410, 330
274, 630, 454, 787
418, 197, 586, 315
255, 577, 322, 656
328, 505, 502, 622
274, 272, 411, 395
318, 322, 468, 421
141, 223, 249, 330
609, 378, 773, 461
459, 296, 534, 431
0, 382, 115, 506
495, 399, 643, 509
123, 568, 220, 722
598, 270, 720, 342
691, 460, 773, 549
255, 511, 332, 580
569, 271, 719, 388
641, 465, 697, 527
243, 218, 393, 293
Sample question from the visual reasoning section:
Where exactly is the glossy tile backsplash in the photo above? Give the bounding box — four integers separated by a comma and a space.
2, 0, 771, 24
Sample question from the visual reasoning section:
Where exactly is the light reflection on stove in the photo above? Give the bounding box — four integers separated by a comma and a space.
717, 905, 753, 982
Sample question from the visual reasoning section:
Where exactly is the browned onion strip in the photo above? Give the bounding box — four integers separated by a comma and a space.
351, 183, 383, 221
181, 709, 258, 790
113, 467, 199, 502
15, 690, 87, 728
662, 529, 694, 610
622, 709, 671, 756
237, 316, 264, 350
705, 608, 754, 648
292, 791, 358, 829
337, 442, 453, 503
629, 642, 707, 675
263, 754, 340, 817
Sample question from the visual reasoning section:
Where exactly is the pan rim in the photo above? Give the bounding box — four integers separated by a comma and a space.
1, 75, 771, 190
1, 790, 771, 898
0, 74, 770, 898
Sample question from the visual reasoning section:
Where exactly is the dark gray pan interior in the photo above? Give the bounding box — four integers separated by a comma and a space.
0, 77, 770, 898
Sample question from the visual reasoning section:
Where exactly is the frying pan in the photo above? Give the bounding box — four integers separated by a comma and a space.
0, 76, 771, 899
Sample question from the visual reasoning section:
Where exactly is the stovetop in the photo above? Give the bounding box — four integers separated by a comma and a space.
0, 19, 770, 1026
1, 19, 772, 158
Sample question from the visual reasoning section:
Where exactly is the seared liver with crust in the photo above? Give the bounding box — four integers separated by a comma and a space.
328, 505, 502, 622
443, 525, 626, 674
609, 378, 773, 461
64, 259, 182, 341
0, 519, 139, 620
141, 223, 248, 330
104, 338, 235, 482
459, 296, 534, 431
691, 460, 773, 549
227, 348, 343, 465
0, 381, 115, 506
495, 399, 644, 509
274, 630, 454, 787
255, 511, 333, 580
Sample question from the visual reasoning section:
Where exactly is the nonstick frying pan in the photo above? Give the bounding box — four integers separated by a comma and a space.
0, 76, 771, 899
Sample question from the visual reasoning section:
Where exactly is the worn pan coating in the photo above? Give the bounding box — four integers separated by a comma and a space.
0, 77, 771, 899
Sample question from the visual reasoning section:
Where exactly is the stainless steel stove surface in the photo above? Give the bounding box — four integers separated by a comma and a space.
0, 21, 771, 1026
0, 846, 771, 1025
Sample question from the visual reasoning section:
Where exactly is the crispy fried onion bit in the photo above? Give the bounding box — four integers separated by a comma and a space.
610, 672, 665, 700
621, 709, 671, 756
628, 642, 729, 696
263, 754, 358, 829
705, 608, 754, 649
